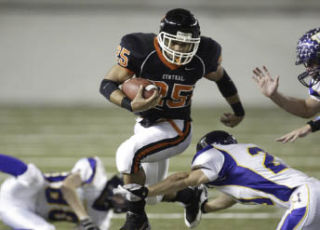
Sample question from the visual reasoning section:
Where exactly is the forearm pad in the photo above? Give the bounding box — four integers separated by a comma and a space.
307, 117, 320, 132
99, 79, 120, 100
121, 96, 132, 112
216, 70, 238, 98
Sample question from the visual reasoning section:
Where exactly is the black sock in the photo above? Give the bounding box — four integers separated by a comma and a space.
128, 199, 146, 215
170, 187, 194, 205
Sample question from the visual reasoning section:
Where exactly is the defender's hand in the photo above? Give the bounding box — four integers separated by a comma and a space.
276, 125, 312, 143
131, 86, 160, 112
220, 113, 243, 127
252, 66, 279, 98
113, 184, 149, 202
79, 217, 100, 230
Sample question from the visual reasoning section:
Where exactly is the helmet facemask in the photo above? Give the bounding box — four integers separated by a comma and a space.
158, 8, 201, 66
157, 30, 200, 65
298, 62, 320, 87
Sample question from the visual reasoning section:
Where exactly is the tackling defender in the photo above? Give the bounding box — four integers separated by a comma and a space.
0, 154, 126, 230
253, 27, 320, 143
116, 130, 320, 229
99, 8, 245, 229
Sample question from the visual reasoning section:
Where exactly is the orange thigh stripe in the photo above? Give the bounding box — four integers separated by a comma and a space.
132, 121, 191, 173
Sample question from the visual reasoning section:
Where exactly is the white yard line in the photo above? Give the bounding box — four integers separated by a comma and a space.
112, 212, 280, 219
7, 155, 320, 168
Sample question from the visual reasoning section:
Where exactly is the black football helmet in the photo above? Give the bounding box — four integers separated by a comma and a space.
196, 130, 237, 152
296, 27, 320, 87
157, 8, 201, 65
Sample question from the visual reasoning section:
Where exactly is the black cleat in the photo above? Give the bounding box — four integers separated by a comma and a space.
184, 185, 208, 228
120, 211, 151, 230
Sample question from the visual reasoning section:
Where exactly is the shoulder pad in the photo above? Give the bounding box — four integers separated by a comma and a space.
197, 36, 222, 74
118, 33, 156, 73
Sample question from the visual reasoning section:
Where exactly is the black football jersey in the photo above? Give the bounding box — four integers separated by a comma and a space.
116, 33, 221, 121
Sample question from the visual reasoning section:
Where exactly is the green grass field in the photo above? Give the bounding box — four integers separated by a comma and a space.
0, 106, 319, 230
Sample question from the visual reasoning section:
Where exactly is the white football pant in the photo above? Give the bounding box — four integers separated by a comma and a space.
116, 119, 192, 204
277, 178, 320, 230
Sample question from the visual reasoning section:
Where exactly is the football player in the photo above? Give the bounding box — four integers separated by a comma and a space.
253, 27, 320, 143
116, 130, 320, 230
0, 154, 126, 230
99, 8, 245, 229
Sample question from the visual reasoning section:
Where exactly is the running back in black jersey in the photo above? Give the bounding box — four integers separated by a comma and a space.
116, 33, 222, 122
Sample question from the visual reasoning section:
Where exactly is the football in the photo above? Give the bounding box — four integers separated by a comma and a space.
121, 78, 158, 100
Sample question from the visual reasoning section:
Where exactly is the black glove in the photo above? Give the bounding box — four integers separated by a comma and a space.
92, 174, 125, 211
109, 193, 128, 213
79, 217, 100, 230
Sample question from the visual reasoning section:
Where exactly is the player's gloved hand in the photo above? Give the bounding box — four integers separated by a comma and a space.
79, 217, 100, 230
220, 113, 243, 127
113, 183, 149, 201
131, 85, 160, 112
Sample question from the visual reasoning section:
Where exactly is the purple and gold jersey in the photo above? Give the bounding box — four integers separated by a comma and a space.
191, 143, 313, 209
36, 157, 109, 226
116, 33, 221, 121
0, 157, 111, 230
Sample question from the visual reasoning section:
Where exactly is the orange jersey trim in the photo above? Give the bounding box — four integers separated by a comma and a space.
153, 37, 180, 71
132, 120, 191, 173
167, 119, 184, 136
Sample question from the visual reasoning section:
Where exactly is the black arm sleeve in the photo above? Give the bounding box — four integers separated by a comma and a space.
216, 70, 245, 116
100, 79, 133, 111
307, 118, 320, 132
99, 79, 120, 100
216, 69, 237, 98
